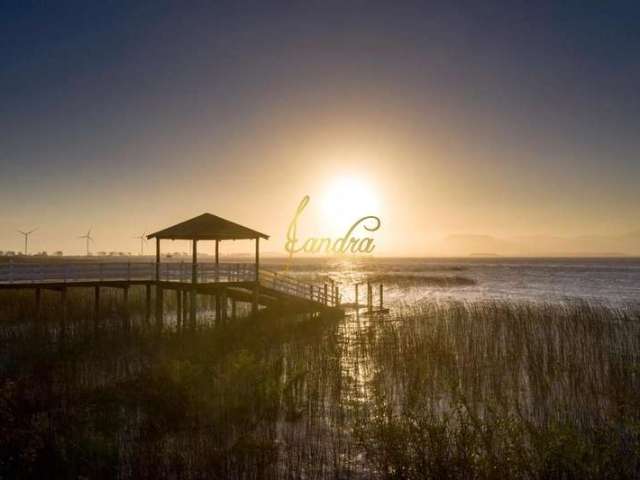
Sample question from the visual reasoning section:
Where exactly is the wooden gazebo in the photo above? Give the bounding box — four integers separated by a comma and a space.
147, 213, 269, 321
147, 213, 269, 281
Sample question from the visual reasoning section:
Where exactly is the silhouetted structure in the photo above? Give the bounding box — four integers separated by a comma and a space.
0, 213, 342, 330
147, 213, 270, 324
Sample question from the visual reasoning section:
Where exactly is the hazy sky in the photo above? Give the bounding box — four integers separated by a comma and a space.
1, 1, 639, 256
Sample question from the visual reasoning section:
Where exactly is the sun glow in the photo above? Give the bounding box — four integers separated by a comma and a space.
321, 176, 380, 232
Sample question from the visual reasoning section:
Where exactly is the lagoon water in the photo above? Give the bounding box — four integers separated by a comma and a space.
264, 257, 640, 308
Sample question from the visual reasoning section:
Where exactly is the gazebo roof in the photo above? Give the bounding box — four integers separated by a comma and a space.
147, 213, 269, 241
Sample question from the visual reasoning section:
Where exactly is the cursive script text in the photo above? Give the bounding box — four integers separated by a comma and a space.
285, 195, 381, 260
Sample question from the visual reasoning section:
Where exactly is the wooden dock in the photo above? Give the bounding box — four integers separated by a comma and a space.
0, 261, 342, 328
0, 213, 350, 326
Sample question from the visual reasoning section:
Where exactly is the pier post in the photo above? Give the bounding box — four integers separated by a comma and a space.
94, 286, 100, 315
189, 289, 198, 330
324, 284, 328, 305
183, 290, 189, 324
355, 284, 359, 308
123, 287, 130, 331
35, 287, 41, 319
60, 287, 67, 337
145, 284, 151, 324
379, 284, 383, 310
156, 286, 164, 330
252, 284, 259, 315
220, 288, 227, 323
93, 286, 100, 333
176, 288, 183, 331
190, 291, 196, 330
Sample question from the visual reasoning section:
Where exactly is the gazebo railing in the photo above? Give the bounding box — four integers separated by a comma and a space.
192, 263, 256, 283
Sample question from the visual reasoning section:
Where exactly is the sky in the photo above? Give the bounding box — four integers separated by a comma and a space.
1, 1, 639, 256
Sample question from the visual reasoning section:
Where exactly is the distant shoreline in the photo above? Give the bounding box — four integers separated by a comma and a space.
1, 255, 639, 264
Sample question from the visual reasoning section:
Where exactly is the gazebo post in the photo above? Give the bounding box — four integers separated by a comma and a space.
155, 238, 160, 281
155, 238, 163, 329
215, 239, 221, 321
176, 287, 182, 331
252, 236, 260, 314
191, 239, 198, 329
255, 237, 260, 281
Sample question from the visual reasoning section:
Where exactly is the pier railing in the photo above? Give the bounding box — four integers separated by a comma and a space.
0, 262, 257, 284
259, 269, 340, 307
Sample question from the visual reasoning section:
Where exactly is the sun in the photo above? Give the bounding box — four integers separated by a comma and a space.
321, 176, 380, 232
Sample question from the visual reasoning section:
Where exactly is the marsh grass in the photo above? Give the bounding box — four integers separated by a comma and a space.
353, 301, 640, 479
1, 287, 639, 478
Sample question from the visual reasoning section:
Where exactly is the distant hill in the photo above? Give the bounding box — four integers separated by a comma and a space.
440, 230, 640, 257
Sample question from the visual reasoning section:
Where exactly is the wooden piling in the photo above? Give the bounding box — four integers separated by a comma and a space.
176, 288, 183, 331
220, 288, 227, 323
252, 284, 259, 315
60, 287, 67, 336
156, 286, 164, 330
190, 291, 197, 329
355, 283, 359, 308
92, 286, 100, 333
94, 286, 100, 315
379, 283, 383, 310
145, 284, 151, 323
35, 287, 41, 318
123, 287, 130, 331
183, 290, 188, 324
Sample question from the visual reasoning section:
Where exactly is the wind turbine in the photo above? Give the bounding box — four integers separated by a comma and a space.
133, 232, 147, 256
18, 228, 37, 255
78, 228, 94, 256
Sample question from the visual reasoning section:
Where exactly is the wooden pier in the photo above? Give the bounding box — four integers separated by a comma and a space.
0, 214, 343, 327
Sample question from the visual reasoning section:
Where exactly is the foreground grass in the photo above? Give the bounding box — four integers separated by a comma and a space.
1, 288, 639, 479
353, 302, 640, 479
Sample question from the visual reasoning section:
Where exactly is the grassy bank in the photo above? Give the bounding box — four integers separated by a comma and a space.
1, 289, 639, 478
